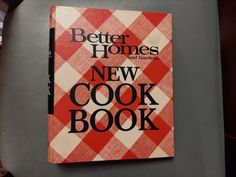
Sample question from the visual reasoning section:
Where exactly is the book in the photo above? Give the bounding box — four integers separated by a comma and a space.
48, 5, 174, 164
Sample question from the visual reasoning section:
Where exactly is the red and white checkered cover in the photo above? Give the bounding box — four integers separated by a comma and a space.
48, 6, 174, 163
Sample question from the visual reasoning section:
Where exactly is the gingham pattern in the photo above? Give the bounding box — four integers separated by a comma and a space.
48, 6, 174, 163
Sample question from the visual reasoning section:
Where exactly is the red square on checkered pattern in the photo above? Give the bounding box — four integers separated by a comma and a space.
55, 30, 81, 61
83, 123, 114, 153
143, 12, 167, 26
144, 116, 172, 146
82, 8, 112, 28
83, 60, 107, 86
48, 6, 174, 163
122, 150, 137, 160
54, 94, 80, 125
143, 59, 170, 84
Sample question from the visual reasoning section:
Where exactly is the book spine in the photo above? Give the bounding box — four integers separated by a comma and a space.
48, 6, 56, 164
48, 28, 55, 114
48, 6, 55, 115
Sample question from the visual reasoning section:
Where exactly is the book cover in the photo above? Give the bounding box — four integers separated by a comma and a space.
48, 6, 174, 163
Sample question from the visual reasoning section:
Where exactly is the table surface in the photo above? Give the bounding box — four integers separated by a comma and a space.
0, 0, 225, 177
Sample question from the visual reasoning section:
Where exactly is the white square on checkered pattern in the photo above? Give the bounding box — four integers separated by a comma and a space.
83, 91, 113, 122
50, 126, 81, 159
143, 28, 169, 52
115, 119, 143, 149
149, 147, 168, 158
113, 10, 141, 27
93, 154, 104, 161
56, 6, 81, 29
117, 59, 142, 83
145, 86, 170, 115
55, 62, 82, 92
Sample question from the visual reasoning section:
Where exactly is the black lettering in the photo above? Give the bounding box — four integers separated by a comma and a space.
107, 66, 120, 81
91, 66, 105, 81
139, 84, 158, 105
91, 44, 109, 58
70, 28, 86, 42
139, 108, 159, 130
115, 108, 136, 131
139, 46, 150, 55
70, 83, 90, 106
68, 109, 88, 133
120, 67, 140, 81
91, 83, 113, 106
90, 109, 113, 132
116, 83, 136, 105
150, 46, 159, 55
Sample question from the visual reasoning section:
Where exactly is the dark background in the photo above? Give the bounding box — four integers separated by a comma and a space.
218, 0, 236, 177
